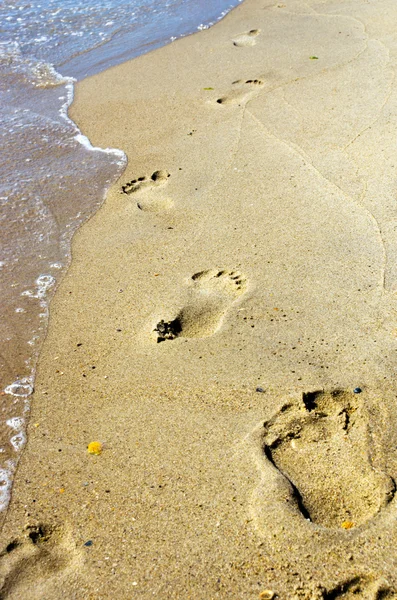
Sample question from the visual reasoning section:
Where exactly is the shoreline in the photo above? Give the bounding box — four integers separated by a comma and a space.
60, 0, 244, 79
2, 0, 397, 597
0, 0, 241, 516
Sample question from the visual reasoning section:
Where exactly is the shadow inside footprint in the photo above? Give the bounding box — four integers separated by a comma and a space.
0, 523, 81, 599
324, 575, 396, 599
121, 170, 170, 195
153, 269, 247, 341
216, 79, 264, 106
262, 390, 395, 529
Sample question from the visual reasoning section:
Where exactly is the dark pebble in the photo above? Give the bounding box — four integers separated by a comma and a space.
256, 387, 265, 393
353, 387, 362, 394
84, 540, 93, 547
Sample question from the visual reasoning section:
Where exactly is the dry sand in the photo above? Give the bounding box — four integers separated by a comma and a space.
2, 0, 397, 597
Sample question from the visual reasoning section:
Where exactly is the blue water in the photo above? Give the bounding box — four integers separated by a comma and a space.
0, 0, 241, 78
0, 0, 242, 511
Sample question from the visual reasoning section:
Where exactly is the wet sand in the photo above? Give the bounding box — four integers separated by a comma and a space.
2, 0, 397, 597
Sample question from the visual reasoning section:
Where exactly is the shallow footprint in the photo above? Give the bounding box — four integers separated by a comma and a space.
121, 169, 170, 195
137, 196, 174, 213
153, 269, 247, 341
0, 523, 82, 599
262, 390, 395, 529
232, 29, 260, 47
216, 79, 264, 106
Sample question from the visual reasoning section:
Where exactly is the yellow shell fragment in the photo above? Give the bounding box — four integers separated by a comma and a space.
259, 591, 275, 600
341, 521, 354, 530
87, 441, 102, 455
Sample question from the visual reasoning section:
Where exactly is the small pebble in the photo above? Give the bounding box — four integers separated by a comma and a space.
353, 387, 362, 394
84, 540, 93, 547
256, 387, 265, 393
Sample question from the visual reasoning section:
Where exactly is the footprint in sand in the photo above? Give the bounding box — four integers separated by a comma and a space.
153, 269, 247, 342
321, 575, 396, 599
291, 575, 395, 599
232, 29, 260, 47
260, 390, 395, 529
0, 523, 81, 598
136, 196, 174, 213
216, 79, 264, 106
121, 169, 170, 195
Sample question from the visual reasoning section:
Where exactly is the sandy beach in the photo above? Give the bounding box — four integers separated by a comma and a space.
2, 0, 397, 596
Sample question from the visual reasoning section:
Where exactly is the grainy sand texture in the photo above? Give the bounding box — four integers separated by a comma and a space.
3, 0, 397, 597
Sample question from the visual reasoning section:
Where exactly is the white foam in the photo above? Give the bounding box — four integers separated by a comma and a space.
0, 463, 15, 512
32, 61, 71, 88
6, 417, 24, 431
59, 81, 127, 168
4, 378, 34, 397
20, 275, 55, 302
10, 432, 26, 452
36, 274, 55, 299
74, 132, 126, 162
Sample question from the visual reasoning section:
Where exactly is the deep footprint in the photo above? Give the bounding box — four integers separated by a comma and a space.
216, 79, 264, 106
323, 575, 396, 599
121, 169, 170, 195
232, 29, 260, 47
153, 269, 247, 341
0, 523, 81, 598
262, 390, 395, 529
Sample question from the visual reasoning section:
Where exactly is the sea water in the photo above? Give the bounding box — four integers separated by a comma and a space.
0, 0, 242, 511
